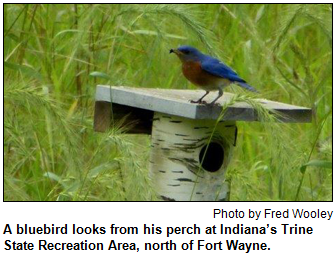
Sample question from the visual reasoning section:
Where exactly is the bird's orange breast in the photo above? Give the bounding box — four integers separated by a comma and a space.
182, 61, 221, 87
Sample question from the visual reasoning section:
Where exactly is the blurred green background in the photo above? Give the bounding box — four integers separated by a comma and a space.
4, 4, 332, 201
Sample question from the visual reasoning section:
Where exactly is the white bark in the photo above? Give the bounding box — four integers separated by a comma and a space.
149, 112, 236, 201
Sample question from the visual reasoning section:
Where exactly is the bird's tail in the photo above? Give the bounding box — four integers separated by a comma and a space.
236, 82, 258, 93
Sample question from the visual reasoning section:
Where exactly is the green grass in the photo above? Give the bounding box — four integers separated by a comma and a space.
4, 4, 332, 201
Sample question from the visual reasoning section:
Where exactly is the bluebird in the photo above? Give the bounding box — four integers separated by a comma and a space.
170, 46, 258, 104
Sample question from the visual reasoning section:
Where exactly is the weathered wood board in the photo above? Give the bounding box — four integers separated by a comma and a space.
95, 85, 312, 127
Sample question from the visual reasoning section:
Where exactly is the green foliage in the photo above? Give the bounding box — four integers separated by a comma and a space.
4, 4, 332, 201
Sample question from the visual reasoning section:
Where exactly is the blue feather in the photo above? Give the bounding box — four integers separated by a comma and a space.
236, 82, 258, 92
200, 56, 243, 81
200, 55, 258, 92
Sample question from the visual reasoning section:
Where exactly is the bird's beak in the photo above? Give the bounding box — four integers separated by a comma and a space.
170, 48, 181, 55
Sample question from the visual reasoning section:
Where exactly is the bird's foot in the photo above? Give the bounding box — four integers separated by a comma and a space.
190, 99, 207, 104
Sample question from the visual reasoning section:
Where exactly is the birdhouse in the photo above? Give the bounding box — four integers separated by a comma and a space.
94, 85, 312, 201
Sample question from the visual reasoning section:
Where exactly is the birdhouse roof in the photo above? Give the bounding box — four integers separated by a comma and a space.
95, 85, 312, 124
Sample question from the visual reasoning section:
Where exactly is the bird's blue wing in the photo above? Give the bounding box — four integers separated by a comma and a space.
200, 56, 246, 83
200, 56, 258, 92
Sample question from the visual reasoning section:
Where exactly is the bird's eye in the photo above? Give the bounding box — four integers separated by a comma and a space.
183, 50, 190, 54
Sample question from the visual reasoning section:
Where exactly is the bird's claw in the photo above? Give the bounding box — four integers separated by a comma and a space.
190, 100, 207, 104
190, 100, 221, 106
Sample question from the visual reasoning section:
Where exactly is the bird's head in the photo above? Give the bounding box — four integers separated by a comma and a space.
170, 46, 203, 62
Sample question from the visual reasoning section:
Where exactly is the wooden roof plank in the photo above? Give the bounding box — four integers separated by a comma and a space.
95, 85, 312, 123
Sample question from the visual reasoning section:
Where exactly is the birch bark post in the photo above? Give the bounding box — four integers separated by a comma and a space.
149, 112, 237, 201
